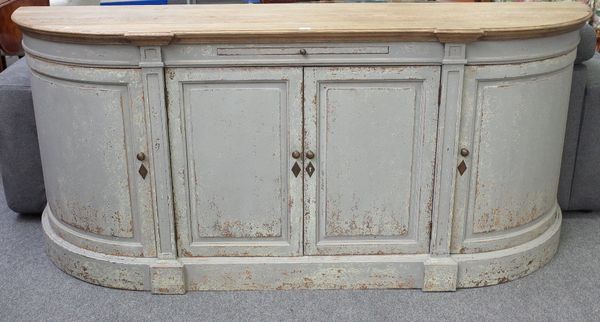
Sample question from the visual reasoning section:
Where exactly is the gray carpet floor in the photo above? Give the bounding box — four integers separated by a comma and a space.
1, 176, 599, 322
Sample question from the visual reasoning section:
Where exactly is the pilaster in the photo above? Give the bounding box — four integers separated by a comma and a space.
425, 43, 467, 291
139, 46, 178, 260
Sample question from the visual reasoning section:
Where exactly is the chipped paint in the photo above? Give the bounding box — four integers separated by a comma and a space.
28, 31, 575, 293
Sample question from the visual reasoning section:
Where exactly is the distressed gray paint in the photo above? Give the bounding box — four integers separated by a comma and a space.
430, 44, 467, 258
161, 42, 444, 67
139, 46, 178, 260
166, 67, 304, 257
29, 57, 157, 258
451, 50, 576, 254
303, 66, 439, 256
424, 43, 467, 291
464, 31, 579, 65
23, 35, 141, 68
24, 29, 579, 293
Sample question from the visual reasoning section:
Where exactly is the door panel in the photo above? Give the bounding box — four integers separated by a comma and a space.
167, 67, 303, 257
303, 66, 440, 255
451, 53, 574, 253
29, 60, 155, 257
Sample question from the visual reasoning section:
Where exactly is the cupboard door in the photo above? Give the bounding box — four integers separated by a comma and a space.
167, 67, 303, 256
450, 54, 573, 254
303, 66, 440, 255
29, 60, 156, 257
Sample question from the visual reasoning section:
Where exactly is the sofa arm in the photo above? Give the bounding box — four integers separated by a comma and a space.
575, 24, 597, 64
566, 54, 600, 210
0, 58, 46, 213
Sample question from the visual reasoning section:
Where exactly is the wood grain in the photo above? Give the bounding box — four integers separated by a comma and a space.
12, 2, 591, 45
1, 0, 48, 55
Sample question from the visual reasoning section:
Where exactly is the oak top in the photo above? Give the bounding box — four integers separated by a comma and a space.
12, 2, 592, 45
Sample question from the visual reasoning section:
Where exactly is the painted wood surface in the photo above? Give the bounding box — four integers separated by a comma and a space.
12, 3, 591, 44
18, 4, 581, 293
166, 67, 304, 257
0, 0, 48, 56
29, 57, 157, 258
451, 51, 575, 254
303, 66, 439, 256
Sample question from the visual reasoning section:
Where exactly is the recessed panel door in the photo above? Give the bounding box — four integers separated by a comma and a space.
167, 67, 303, 257
450, 53, 574, 254
303, 66, 440, 255
29, 59, 156, 258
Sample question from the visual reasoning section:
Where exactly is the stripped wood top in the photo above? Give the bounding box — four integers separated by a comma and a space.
12, 2, 592, 45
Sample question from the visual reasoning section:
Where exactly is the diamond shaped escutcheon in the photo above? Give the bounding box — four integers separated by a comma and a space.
139, 164, 148, 179
291, 162, 301, 177
306, 162, 315, 177
457, 160, 467, 176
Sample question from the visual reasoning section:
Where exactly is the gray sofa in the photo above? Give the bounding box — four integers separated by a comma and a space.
558, 23, 600, 211
559, 51, 600, 211
0, 26, 598, 214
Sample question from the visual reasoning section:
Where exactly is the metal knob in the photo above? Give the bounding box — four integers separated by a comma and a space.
136, 152, 146, 161
460, 148, 470, 157
305, 150, 315, 159
299, 49, 307, 55
292, 151, 301, 159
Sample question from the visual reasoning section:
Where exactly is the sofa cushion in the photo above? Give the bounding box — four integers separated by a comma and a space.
0, 57, 31, 88
575, 24, 598, 64
0, 58, 46, 214
569, 54, 600, 210
558, 63, 588, 210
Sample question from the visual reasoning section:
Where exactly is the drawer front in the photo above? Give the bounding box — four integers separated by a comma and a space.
161, 42, 444, 67
303, 66, 440, 255
216, 46, 390, 56
167, 67, 304, 257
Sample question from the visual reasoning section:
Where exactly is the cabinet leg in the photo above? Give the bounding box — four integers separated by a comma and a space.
423, 257, 458, 291
150, 260, 186, 294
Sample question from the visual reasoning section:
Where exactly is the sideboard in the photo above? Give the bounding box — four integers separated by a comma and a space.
12, 2, 592, 293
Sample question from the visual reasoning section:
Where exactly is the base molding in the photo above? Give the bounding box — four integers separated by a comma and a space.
150, 260, 186, 294
42, 207, 562, 293
454, 210, 562, 288
423, 257, 458, 291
